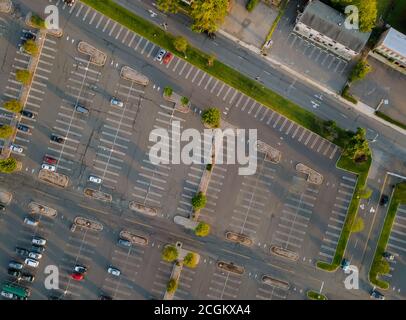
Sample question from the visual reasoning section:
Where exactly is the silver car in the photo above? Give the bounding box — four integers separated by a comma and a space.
155, 48, 167, 62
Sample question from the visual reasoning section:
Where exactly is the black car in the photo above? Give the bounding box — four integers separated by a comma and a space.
31, 245, 46, 254
370, 290, 385, 300
15, 247, 30, 257
380, 195, 389, 207
63, 0, 75, 7
21, 110, 35, 119
8, 268, 22, 279
204, 30, 216, 40
17, 124, 30, 133
22, 31, 36, 41
51, 134, 64, 144
21, 273, 35, 282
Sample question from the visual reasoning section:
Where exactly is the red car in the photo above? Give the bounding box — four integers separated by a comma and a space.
43, 156, 57, 165
163, 52, 173, 65
70, 273, 84, 281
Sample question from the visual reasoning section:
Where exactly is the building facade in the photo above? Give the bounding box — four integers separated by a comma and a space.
373, 28, 406, 72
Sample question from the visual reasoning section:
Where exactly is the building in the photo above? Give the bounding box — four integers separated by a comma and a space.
293, 0, 370, 61
372, 27, 406, 73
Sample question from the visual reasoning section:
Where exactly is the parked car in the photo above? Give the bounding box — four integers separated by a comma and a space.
15, 247, 30, 257
31, 245, 45, 254
8, 268, 22, 279
163, 52, 173, 65
17, 124, 30, 133
0, 291, 15, 299
32, 236, 46, 246
43, 155, 57, 165
370, 290, 385, 300
107, 266, 121, 276
8, 261, 23, 270
110, 97, 123, 107
88, 175, 102, 184
383, 251, 395, 261
24, 258, 39, 268
24, 217, 39, 226
21, 273, 35, 283
22, 30, 36, 41
51, 134, 64, 144
41, 163, 56, 172
118, 238, 131, 248
340, 258, 350, 271
155, 48, 166, 62
380, 195, 389, 207
74, 265, 88, 274
21, 110, 35, 118
74, 103, 89, 114
70, 272, 84, 281
28, 252, 42, 260
10, 144, 23, 154
63, 0, 75, 7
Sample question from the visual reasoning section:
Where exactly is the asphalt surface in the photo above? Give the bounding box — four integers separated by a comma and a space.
0, 0, 404, 300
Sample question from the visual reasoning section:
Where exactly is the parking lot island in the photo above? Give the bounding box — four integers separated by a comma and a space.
129, 201, 158, 216
25, 12, 63, 37
120, 66, 149, 86
0, 0, 12, 13
0, 189, 12, 205
256, 140, 281, 164
270, 245, 299, 262
262, 275, 290, 290
78, 41, 107, 66
163, 90, 190, 114
296, 163, 323, 185
38, 169, 69, 188
119, 230, 148, 246
217, 261, 245, 275
73, 217, 103, 232
28, 202, 57, 218
84, 188, 112, 202
225, 231, 253, 247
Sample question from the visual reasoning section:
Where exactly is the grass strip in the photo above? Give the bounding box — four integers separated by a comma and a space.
262, 0, 289, 49
317, 155, 371, 271
81, 0, 352, 147
369, 182, 406, 289
375, 111, 406, 131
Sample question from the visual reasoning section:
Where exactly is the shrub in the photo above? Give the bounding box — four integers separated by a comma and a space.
349, 60, 372, 83
15, 69, 32, 85
0, 158, 17, 173
246, 0, 259, 12
23, 39, 38, 55
166, 278, 178, 293
0, 125, 14, 139
207, 54, 215, 67
30, 14, 46, 29
164, 86, 173, 97
341, 85, 358, 104
358, 187, 372, 199
162, 245, 178, 262
191, 192, 207, 211
180, 96, 189, 105
194, 222, 210, 237
173, 36, 188, 53
3, 100, 23, 113
183, 252, 198, 268
202, 107, 220, 128
206, 164, 212, 171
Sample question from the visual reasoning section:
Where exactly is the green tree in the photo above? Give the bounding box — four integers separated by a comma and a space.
0, 158, 17, 173
375, 258, 390, 275
357, 0, 377, 32
191, 192, 207, 211
349, 60, 372, 83
202, 107, 221, 128
190, 0, 229, 33
173, 36, 188, 53
157, 0, 180, 13
322, 120, 338, 141
0, 125, 14, 139
3, 100, 23, 113
162, 245, 178, 262
30, 14, 46, 29
194, 222, 210, 237
183, 252, 198, 268
181, 96, 189, 105
23, 39, 38, 55
15, 69, 32, 85
351, 217, 365, 233
343, 127, 370, 162
166, 278, 178, 293
164, 86, 173, 97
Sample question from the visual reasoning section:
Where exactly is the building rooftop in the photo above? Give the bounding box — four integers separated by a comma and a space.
299, 0, 371, 52
380, 28, 406, 57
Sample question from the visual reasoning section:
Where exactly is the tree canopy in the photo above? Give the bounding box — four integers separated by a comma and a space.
343, 127, 370, 162
195, 222, 211, 237
173, 36, 188, 53
162, 245, 178, 262
202, 107, 221, 128
3, 100, 23, 113
0, 125, 14, 139
349, 60, 372, 83
190, 0, 229, 33
157, 0, 180, 14
191, 192, 207, 211
331, 0, 377, 32
0, 158, 17, 173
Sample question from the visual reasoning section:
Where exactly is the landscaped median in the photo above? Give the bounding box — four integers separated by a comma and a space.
80, 0, 352, 148
369, 182, 406, 289
317, 155, 371, 271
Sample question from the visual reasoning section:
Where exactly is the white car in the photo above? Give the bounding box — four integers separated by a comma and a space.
32, 237, 46, 246
0, 291, 14, 299
24, 217, 38, 227
10, 144, 23, 153
24, 258, 39, 268
110, 97, 124, 107
41, 163, 56, 172
155, 48, 167, 62
88, 175, 102, 184
28, 252, 42, 260
107, 267, 121, 276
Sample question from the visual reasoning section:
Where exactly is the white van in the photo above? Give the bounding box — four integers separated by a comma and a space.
24, 258, 39, 268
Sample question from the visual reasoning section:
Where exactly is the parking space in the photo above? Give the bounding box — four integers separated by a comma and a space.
318, 175, 356, 263
255, 281, 289, 300
205, 266, 244, 300
271, 175, 319, 254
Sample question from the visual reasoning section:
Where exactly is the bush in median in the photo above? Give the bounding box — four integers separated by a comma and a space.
183, 252, 198, 268
15, 69, 32, 85
23, 39, 38, 56
0, 125, 14, 139
194, 221, 210, 237
164, 86, 173, 97
3, 100, 23, 113
181, 96, 189, 106
202, 107, 220, 128
30, 14, 46, 29
191, 192, 207, 211
166, 278, 178, 294
0, 158, 17, 173
174, 36, 188, 54
162, 245, 178, 262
